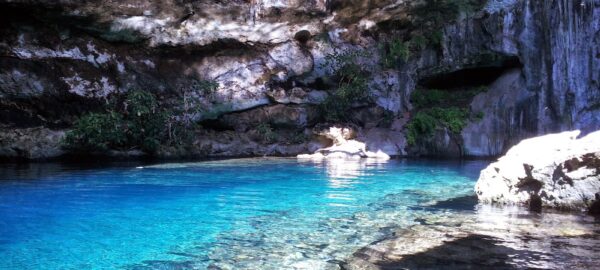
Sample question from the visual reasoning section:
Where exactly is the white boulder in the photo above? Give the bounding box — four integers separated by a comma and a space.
297, 127, 391, 160
475, 130, 600, 211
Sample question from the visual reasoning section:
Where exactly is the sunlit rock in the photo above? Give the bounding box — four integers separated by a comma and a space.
298, 127, 391, 160
475, 130, 600, 211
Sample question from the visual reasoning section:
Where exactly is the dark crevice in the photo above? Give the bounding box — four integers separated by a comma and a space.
200, 118, 234, 132
419, 56, 523, 89
270, 77, 332, 91
298, 77, 331, 90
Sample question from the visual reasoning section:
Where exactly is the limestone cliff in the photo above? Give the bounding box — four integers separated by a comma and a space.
0, 0, 598, 160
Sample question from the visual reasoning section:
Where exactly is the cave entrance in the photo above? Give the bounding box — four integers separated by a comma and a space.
419, 56, 522, 90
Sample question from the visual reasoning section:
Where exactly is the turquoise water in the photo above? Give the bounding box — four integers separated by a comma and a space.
0, 158, 487, 269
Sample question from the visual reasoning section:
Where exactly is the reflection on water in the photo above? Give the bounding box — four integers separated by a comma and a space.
299, 158, 389, 188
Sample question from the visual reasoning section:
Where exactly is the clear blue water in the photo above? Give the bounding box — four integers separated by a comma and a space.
0, 158, 488, 269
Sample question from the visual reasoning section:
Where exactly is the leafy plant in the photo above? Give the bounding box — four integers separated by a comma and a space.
411, 89, 449, 108
256, 122, 278, 143
405, 107, 469, 145
64, 90, 194, 154
429, 107, 469, 133
320, 49, 373, 122
64, 112, 125, 151
380, 38, 411, 69
406, 111, 437, 145
122, 90, 168, 151
410, 34, 429, 51
196, 80, 219, 96
406, 86, 488, 145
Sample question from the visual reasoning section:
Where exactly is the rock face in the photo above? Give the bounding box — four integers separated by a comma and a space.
461, 68, 535, 157
418, 0, 600, 157
0, 127, 65, 160
0, 0, 599, 160
475, 130, 600, 211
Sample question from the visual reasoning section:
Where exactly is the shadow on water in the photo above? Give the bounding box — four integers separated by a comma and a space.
408, 195, 479, 212
366, 234, 547, 270
429, 195, 479, 211
0, 161, 145, 181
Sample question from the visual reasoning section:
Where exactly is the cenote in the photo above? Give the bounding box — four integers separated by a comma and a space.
0, 158, 487, 269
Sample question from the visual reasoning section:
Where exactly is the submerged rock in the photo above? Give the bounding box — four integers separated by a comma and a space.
475, 130, 600, 211
344, 205, 600, 270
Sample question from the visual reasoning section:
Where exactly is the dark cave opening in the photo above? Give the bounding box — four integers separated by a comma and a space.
419, 57, 522, 89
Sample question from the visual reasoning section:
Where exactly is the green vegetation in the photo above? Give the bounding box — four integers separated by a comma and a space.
411, 89, 450, 108
191, 79, 219, 97
64, 80, 219, 154
429, 107, 469, 133
406, 107, 470, 145
406, 111, 436, 145
406, 86, 487, 145
64, 112, 126, 152
64, 90, 168, 153
379, 38, 411, 69
256, 122, 278, 143
320, 50, 373, 122
410, 87, 486, 108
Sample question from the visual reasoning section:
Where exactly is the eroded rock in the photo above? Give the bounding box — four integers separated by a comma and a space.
475, 130, 600, 211
0, 127, 65, 160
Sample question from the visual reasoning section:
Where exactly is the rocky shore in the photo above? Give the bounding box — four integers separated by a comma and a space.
343, 204, 600, 270
476, 130, 600, 212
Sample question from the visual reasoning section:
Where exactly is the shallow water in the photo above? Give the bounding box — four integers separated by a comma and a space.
0, 158, 512, 269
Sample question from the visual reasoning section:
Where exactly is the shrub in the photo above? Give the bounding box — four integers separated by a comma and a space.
122, 90, 168, 151
407, 85, 488, 145
410, 34, 429, 51
65, 90, 175, 153
410, 89, 449, 108
320, 50, 372, 122
406, 112, 437, 145
64, 112, 125, 151
405, 107, 470, 145
429, 107, 469, 134
380, 38, 411, 68
256, 122, 278, 144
